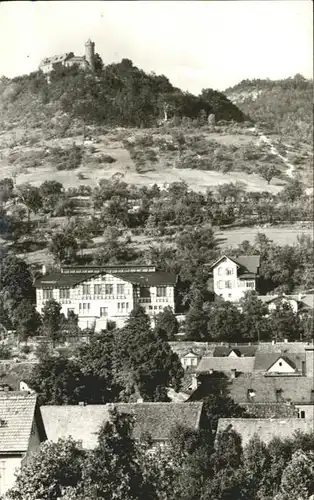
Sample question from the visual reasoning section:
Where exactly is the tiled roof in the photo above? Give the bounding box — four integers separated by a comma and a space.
41, 402, 203, 448
217, 418, 314, 447
34, 271, 177, 289
253, 353, 305, 372
229, 373, 314, 404
196, 356, 255, 374
234, 255, 260, 274
0, 393, 42, 453
256, 342, 312, 354
113, 272, 177, 286
213, 346, 258, 357
34, 273, 94, 289
40, 53, 71, 66
208, 255, 260, 275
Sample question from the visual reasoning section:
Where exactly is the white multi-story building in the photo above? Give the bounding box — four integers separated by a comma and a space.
34, 265, 177, 332
209, 255, 260, 302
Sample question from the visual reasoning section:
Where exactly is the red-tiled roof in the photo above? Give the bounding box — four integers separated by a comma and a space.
196, 356, 255, 374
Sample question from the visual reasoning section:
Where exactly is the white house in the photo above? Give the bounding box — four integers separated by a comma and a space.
180, 351, 201, 370
34, 265, 177, 332
208, 255, 260, 302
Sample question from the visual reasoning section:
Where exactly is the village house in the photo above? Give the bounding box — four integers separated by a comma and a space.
41, 402, 204, 449
34, 264, 177, 332
207, 255, 260, 302
39, 39, 95, 73
188, 343, 314, 419
0, 393, 47, 495
258, 292, 314, 314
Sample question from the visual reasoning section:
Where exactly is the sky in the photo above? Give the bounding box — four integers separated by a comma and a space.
0, 1, 312, 93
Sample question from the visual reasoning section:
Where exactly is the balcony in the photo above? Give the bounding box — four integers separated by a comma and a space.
60, 299, 72, 304
156, 297, 168, 303
138, 298, 151, 304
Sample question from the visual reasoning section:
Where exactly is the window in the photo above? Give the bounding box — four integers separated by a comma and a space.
218, 267, 223, 276
217, 281, 224, 289
226, 268, 233, 276
60, 289, 70, 299
100, 307, 108, 317
225, 281, 232, 289
149, 306, 153, 310
117, 284, 125, 295
245, 281, 255, 289
79, 303, 90, 312
279, 361, 282, 367
105, 284, 113, 295
275, 389, 282, 402
154, 306, 158, 310
299, 410, 305, 419
82, 285, 91, 296
156, 286, 166, 297
118, 302, 128, 313
247, 389, 255, 400
43, 289, 53, 300
159, 306, 163, 310
94, 284, 102, 295
228, 293, 232, 298
67, 308, 75, 317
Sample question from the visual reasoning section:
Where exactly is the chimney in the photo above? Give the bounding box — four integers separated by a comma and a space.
305, 346, 314, 378
231, 368, 237, 379
42, 265, 47, 276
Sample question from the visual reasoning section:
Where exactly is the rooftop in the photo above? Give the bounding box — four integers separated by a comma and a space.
208, 255, 260, 275
213, 346, 258, 357
41, 402, 203, 448
0, 393, 45, 453
196, 356, 255, 374
253, 352, 305, 372
217, 418, 314, 446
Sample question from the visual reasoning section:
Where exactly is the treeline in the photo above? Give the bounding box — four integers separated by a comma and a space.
8, 409, 314, 500
225, 74, 313, 146
1, 58, 246, 128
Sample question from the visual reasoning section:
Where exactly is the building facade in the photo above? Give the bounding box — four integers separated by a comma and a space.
34, 265, 177, 332
39, 39, 95, 74
208, 255, 260, 302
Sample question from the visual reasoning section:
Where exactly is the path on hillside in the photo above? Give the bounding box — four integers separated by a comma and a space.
250, 126, 296, 178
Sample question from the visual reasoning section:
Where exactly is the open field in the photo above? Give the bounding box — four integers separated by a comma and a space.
0, 126, 291, 194
217, 225, 313, 248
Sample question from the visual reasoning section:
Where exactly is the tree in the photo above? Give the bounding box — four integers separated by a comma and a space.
239, 291, 270, 342
84, 408, 147, 500
41, 299, 63, 346
277, 450, 314, 500
16, 183, 42, 220
7, 438, 86, 500
27, 355, 86, 405
12, 299, 41, 342
78, 331, 121, 403
268, 300, 302, 341
259, 165, 281, 184
185, 291, 209, 340
94, 53, 104, 74
207, 301, 244, 342
280, 178, 304, 203
154, 306, 179, 340
242, 434, 272, 499
48, 232, 78, 265
0, 255, 34, 316
115, 306, 184, 401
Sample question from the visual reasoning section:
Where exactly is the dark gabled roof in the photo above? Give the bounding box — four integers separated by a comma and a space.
34, 273, 95, 289
41, 402, 203, 448
234, 255, 260, 274
0, 393, 46, 453
229, 373, 314, 404
34, 270, 176, 289
253, 353, 305, 372
207, 255, 260, 275
213, 346, 258, 357
113, 272, 177, 286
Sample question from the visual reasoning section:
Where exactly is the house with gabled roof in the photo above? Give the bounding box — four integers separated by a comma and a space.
206, 255, 260, 302
34, 264, 177, 331
41, 402, 204, 449
0, 393, 47, 495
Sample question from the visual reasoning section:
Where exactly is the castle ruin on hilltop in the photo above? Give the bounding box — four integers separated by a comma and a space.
39, 39, 95, 74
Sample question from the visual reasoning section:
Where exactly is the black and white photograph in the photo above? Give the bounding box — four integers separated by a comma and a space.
0, 0, 313, 498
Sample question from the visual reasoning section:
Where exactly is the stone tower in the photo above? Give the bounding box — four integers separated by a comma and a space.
85, 39, 95, 72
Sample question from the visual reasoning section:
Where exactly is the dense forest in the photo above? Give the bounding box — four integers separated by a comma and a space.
0, 58, 246, 128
